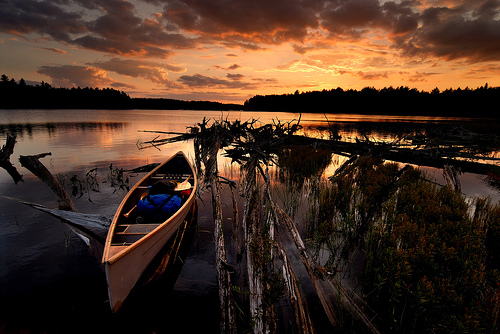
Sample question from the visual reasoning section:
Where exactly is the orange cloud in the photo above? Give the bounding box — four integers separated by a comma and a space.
37, 65, 120, 88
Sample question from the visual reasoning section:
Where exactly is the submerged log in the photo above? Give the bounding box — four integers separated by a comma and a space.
19, 153, 76, 211
260, 165, 315, 333
0, 134, 23, 184
5, 196, 110, 242
275, 204, 381, 334
277, 243, 315, 334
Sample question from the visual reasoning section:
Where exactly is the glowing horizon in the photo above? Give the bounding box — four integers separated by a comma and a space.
1, 0, 500, 104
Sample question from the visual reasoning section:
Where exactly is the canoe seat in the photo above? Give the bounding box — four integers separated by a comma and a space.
115, 224, 160, 235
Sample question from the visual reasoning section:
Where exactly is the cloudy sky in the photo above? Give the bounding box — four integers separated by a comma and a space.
1, 0, 500, 103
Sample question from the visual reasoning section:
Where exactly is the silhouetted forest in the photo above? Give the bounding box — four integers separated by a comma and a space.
0, 75, 241, 110
2, 74, 499, 117
0, 75, 131, 109
244, 85, 500, 117
130, 98, 242, 111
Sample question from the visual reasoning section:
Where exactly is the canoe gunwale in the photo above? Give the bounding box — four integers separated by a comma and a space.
102, 151, 197, 266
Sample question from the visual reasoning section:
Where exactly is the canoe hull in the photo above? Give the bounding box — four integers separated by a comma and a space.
102, 151, 197, 312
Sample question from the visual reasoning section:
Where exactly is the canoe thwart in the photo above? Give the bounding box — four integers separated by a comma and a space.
115, 224, 160, 235
151, 173, 191, 180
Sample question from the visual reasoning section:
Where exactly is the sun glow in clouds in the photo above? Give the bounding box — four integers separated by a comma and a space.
0, 0, 499, 103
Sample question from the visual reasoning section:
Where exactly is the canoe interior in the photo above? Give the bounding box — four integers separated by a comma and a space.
110, 153, 195, 247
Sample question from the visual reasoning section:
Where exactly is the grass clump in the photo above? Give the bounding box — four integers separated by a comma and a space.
310, 158, 499, 333
358, 162, 499, 333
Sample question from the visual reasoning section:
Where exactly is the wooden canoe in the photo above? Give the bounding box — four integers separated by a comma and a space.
102, 151, 197, 312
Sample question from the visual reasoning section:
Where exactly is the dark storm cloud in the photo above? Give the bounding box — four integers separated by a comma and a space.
0, 0, 193, 58
75, 0, 195, 57
154, 0, 500, 63
73, 35, 174, 58
2, 0, 500, 64
320, 0, 384, 38
318, 0, 423, 44
400, 1, 500, 62
158, 0, 322, 44
0, 0, 86, 42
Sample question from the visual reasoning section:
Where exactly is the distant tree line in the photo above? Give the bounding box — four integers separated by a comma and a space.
130, 98, 242, 111
2, 74, 499, 117
243, 85, 500, 118
1, 74, 131, 109
0, 75, 242, 110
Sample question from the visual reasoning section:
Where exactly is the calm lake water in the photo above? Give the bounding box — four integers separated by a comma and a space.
0, 109, 499, 333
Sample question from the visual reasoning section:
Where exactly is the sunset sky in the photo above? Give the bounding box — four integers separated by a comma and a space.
1, 0, 500, 104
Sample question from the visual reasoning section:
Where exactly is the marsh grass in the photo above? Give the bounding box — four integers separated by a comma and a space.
56, 164, 130, 203
310, 157, 500, 333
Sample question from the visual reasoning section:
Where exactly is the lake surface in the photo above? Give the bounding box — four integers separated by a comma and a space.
0, 109, 499, 333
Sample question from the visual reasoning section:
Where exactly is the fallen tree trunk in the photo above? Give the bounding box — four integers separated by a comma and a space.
260, 165, 315, 333
258, 165, 339, 328
276, 205, 381, 334
287, 134, 500, 177
142, 125, 500, 178
4, 196, 109, 242
19, 153, 76, 211
277, 243, 315, 334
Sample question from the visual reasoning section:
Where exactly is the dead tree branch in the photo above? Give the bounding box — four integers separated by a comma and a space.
19, 153, 76, 211
197, 126, 237, 334
0, 134, 23, 184
241, 154, 266, 334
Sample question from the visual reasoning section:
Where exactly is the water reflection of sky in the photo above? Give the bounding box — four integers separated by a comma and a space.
1, 109, 499, 197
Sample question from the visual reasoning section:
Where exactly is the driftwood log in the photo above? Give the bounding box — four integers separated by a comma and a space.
19, 153, 76, 211
0, 134, 23, 184
5, 196, 109, 243
241, 155, 267, 333
200, 131, 237, 334
139, 122, 500, 179
261, 163, 316, 334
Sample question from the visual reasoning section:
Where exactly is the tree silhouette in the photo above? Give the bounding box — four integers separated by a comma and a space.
243, 84, 500, 118
0, 74, 131, 109
0, 74, 241, 110
2, 73, 498, 117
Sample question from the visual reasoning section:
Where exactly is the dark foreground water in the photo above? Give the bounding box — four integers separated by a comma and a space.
0, 109, 499, 333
